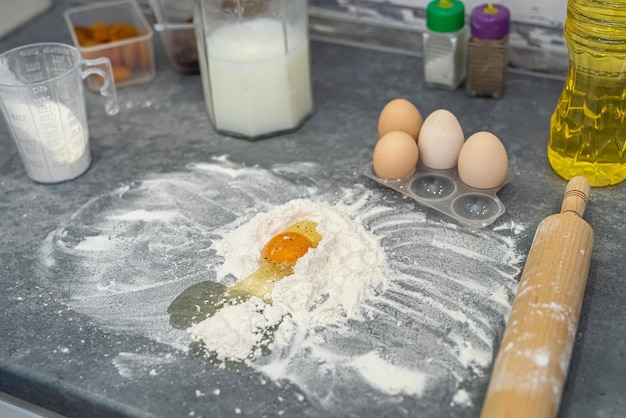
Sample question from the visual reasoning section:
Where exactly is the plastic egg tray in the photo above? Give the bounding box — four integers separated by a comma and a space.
363, 163, 509, 228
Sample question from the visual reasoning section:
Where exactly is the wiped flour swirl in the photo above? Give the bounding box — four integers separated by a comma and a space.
39, 156, 523, 416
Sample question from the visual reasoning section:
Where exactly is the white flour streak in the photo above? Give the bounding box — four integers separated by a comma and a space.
112, 352, 178, 379
109, 210, 180, 222
451, 389, 472, 407
450, 334, 492, 370
368, 212, 425, 232
494, 221, 526, 235
39, 158, 525, 416
74, 235, 115, 251
189, 162, 240, 177
431, 238, 496, 263
349, 351, 428, 396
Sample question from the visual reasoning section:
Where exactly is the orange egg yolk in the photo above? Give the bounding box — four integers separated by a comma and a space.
260, 232, 316, 265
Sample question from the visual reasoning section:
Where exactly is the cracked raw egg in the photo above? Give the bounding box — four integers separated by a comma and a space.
229, 220, 322, 300
168, 221, 323, 328
259, 221, 322, 271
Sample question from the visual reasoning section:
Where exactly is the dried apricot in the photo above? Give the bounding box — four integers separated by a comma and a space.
73, 21, 140, 46
112, 65, 133, 82
109, 23, 139, 40
73, 26, 93, 46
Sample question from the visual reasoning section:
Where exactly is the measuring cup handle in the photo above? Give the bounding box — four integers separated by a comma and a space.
81, 57, 120, 116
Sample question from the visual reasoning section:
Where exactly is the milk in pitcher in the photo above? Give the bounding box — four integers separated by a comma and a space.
201, 18, 313, 139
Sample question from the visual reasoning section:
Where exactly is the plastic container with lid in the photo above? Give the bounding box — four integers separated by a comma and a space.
548, 0, 626, 187
422, 0, 468, 90
149, 0, 199, 73
466, 3, 510, 98
64, 0, 155, 91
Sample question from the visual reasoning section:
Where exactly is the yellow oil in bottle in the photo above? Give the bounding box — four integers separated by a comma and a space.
548, 0, 626, 187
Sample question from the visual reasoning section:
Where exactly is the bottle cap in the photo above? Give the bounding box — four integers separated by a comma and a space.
427, 0, 466, 33
470, 3, 510, 39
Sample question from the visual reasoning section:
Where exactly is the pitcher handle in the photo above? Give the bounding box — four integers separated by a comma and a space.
81, 56, 119, 116
149, 0, 165, 30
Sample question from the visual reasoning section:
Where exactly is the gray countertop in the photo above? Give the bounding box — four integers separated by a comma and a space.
1, 1, 625, 418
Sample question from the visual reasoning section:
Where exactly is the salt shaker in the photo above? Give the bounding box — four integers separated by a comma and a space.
466, 3, 510, 98
422, 0, 468, 90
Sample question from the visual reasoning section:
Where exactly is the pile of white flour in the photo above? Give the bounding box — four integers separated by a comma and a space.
189, 199, 388, 362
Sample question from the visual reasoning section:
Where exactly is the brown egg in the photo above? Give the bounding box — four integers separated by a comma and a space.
373, 131, 419, 179
377, 99, 423, 139
457, 131, 508, 189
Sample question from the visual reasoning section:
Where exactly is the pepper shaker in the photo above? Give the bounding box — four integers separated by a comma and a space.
422, 0, 468, 90
466, 3, 510, 98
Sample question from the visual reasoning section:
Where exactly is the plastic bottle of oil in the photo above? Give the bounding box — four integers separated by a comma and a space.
548, 0, 626, 187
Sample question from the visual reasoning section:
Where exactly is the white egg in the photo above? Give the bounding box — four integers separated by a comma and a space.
417, 109, 465, 169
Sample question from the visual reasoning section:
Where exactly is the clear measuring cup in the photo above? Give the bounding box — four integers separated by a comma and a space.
0, 42, 118, 183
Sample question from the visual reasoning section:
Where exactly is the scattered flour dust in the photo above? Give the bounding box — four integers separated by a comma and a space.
451, 389, 473, 407
39, 157, 525, 417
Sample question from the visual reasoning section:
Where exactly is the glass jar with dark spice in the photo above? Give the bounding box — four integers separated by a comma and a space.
466, 3, 510, 98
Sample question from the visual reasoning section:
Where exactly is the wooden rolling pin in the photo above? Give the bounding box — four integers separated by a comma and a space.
480, 176, 594, 418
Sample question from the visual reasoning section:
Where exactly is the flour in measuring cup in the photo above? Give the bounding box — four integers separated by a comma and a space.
3, 100, 87, 165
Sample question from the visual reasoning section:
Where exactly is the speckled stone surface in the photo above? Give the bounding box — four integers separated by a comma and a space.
0, 1, 625, 418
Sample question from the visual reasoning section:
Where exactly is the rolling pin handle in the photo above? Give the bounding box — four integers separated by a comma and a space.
560, 176, 590, 217
480, 176, 594, 418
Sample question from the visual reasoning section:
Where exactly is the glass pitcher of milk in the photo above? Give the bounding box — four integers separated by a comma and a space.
194, 0, 314, 139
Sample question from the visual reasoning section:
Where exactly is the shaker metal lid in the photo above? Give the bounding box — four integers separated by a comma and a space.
427, 0, 466, 33
470, 3, 510, 39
